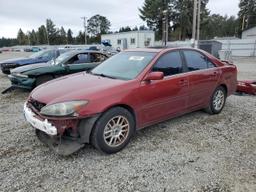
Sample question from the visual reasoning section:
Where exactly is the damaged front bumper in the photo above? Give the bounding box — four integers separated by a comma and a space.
24, 104, 57, 135
9, 74, 35, 88
23, 102, 99, 155
2, 75, 35, 94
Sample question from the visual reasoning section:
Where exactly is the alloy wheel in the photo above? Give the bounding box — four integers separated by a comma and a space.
213, 90, 225, 111
103, 115, 130, 147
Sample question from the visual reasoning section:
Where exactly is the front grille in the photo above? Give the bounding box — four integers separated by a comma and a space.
28, 98, 46, 112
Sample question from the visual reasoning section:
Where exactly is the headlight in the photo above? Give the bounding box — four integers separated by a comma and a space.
13, 73, 28, 78
40, 101, 88, 117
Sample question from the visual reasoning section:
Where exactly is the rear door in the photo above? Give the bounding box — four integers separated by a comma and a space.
182, 50, 220, 110
64, 53, 91, 74
138, 51, 189, 126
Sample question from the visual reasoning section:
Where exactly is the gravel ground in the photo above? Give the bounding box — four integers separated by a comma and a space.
0, 52, 255, 192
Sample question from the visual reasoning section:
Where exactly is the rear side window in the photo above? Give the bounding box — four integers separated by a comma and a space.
67, 53, 89, 64
90, 53, 107, 63
183, 51, 214, 71
152, 51, 183, 76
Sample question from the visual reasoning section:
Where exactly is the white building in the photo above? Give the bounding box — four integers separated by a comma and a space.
242, 26, 256, 39
101, 30, 155, 50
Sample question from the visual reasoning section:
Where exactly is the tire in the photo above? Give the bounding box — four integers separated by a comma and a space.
205, 86, 227, 114
35, 75, 53, 86
91, 107, 135, 154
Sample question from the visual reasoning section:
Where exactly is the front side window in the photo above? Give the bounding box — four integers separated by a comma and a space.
183, 51, 210, 71
91, 52, 156, 80
152, 51, 183, 76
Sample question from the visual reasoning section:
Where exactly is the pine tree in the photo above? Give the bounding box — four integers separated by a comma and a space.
60, 26, 67, 44
37, 25, 48, 44
29, 29, 38, 45
139, 0, 209, 40
17, 29, 27, 45
46, 19, 58, 45
75, 31, 85, 44
238, 0, 256, 30
67, 29, 73, 44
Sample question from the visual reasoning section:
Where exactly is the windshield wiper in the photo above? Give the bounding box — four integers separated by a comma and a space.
91, 73, 117, 79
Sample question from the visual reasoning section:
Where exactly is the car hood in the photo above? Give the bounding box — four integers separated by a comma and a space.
31, 73, 129, 105
11, 62, 50, 73
0, 57, 40, 65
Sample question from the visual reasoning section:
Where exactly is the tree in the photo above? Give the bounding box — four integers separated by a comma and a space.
139, 0, 172, 40
200, 14, 238, 39
139, 0, 209, 40
29, 29, 38, 45
238, 0, 256, 31
46, 19, 58, 45
37, 25, 48, 44
139, 25, 148, 30
132, 26, 139, 31
87, 14, 111, 36
75, 31, 85, 44
0, 37, 18, 47
67, 29, 73, 44
119, 26, 132, 32
17, 28, 27, 45
59, 26, 67, 44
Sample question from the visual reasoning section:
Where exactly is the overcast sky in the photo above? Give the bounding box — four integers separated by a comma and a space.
0, 0, 240, 38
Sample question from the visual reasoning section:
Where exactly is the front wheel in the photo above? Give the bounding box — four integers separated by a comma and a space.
205, 86, 227, 114
91, 107, 135, 154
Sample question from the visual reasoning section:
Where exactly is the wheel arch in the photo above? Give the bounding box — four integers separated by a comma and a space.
101, 104, 137, 128
219, 84, 228, 95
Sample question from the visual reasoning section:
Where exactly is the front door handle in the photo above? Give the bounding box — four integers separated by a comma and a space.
179, 79, 188, 86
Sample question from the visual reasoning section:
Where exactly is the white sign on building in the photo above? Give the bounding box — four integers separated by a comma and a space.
101, 30, 155, 50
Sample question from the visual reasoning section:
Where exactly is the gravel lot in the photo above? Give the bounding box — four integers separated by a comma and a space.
0, 52, 255, 192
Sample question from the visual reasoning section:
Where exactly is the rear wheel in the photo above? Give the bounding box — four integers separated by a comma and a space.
205, 86, 226, 114
91, 107, 135, 154
35, 75, 53, 86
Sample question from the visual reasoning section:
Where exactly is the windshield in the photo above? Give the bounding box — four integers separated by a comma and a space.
29, 50, 50, 59
51, 51, 75, 65
91, 51, 156, 80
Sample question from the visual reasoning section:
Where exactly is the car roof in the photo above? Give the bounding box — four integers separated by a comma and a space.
65, 50, 107, 55
124, 48, 164, 53
124, 47, 211, 54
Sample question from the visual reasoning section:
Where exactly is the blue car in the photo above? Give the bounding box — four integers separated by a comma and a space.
0, 49, 66, 74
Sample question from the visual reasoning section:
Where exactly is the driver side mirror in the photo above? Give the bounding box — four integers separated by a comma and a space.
144, 72, 164, 81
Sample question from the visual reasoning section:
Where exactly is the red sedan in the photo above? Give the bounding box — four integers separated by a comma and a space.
24, 48, 237, 155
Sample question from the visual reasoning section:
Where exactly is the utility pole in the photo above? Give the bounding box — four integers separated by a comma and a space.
165, 10, 168, 45
192, 0, 197, 47
242, 15, 246, 31
81, 17, 87, 45
162, 11, 166, 46
162, 10, 168, 46
197, 0, 201, 47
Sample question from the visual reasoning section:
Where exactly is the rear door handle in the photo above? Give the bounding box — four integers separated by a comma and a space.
210, 72, 218, 76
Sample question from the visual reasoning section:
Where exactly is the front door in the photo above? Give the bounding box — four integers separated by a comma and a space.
137, 51, 189, 127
